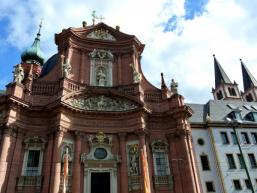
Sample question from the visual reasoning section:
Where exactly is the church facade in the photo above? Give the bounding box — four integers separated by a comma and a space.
0, 21, 201, 193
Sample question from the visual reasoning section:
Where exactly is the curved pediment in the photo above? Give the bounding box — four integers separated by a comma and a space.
64, 95, 139, 112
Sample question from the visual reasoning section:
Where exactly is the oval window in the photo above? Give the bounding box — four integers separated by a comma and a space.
94, 148, 107, 159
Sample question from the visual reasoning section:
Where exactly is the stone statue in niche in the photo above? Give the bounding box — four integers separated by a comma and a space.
130, 63, 142, 83
13, 64, 24, 84
97, 68, 106, 86
128, 144, 139, 175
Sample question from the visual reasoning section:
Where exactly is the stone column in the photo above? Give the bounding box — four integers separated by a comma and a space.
138, 132, 153, 193
0, 127, 12, 192
72, 131, 82, 193
118, 133, 129, 193
50, 129, 64, 193
6, 129, 24, 193
42, 134, 54, 193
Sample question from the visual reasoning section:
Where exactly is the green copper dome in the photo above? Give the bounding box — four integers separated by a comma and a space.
21, 22, 44, 65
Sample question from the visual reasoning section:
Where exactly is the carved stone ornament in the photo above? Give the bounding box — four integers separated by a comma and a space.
89, 49, 113, 60
151, 140, 168, 153
87, 28, 116, 41
67, 95, 138, 112
24, 136, 46, 150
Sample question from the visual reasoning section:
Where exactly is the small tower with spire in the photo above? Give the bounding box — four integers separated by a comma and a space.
212, 55, 241, 100
20, 20, 44, 79
160, 72, 170, 99
240, 59, 257, 102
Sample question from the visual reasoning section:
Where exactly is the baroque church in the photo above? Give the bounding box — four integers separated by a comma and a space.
0, 19, 201, 193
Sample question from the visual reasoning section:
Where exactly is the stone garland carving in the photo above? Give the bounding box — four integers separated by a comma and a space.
68, 95, 138, 111
130, 63, 142, 83
128, 144, 140, 175
13, 64, 24, 84
87, 28, 116, 41
89, 49, 113, 60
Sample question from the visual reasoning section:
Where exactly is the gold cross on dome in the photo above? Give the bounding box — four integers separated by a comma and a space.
98, 15, 105, 22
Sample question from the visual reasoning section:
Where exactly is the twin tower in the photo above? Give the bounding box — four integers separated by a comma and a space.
212, 55, 257, 102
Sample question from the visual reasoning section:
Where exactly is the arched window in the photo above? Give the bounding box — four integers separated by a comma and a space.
89, 49, 113, 87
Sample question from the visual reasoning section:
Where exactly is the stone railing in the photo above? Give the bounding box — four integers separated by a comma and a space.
117, 85, 137, 96
63, 78, 83, 92
32, 81, 59, 96
144, 91, 162, 102
154, 175, 173, 188
128, 175, 141, 191
17, 175, 43, 187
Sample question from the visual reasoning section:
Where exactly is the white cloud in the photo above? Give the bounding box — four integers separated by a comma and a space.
1, 0, 257, 103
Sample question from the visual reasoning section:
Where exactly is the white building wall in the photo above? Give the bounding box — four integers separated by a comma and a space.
192, 128, 223, 193
212, 127, 257, 193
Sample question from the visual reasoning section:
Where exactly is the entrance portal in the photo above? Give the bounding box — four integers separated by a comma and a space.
91, 172, 110, 193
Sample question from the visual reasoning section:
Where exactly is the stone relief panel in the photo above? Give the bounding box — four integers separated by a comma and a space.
66, 95, 138, 112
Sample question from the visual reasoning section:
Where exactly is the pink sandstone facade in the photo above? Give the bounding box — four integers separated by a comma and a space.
0, 22, 201, 193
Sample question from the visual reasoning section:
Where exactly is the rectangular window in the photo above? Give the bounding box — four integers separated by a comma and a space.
25, 150, 40, 176
220, 132, 229, 144
237, 154, 245, 169
154, 152, 168, 176
251, 133, 257, 144
233, 179, 242, 190
248, 154, 257, 168
205, 181, 215, 192
226, 154, 236, 169
231, 132, 238, 145
241, 132, 250, 144
200, 155, 210, 171
245, 179, 251, 189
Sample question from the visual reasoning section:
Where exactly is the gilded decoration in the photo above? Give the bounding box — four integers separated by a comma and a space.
87, 28, 116, 41
68, 95, 138, 111
88, 132, 112, 147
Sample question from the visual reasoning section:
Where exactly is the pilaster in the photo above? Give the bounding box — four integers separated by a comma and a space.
118, 132, 129, 193
72, 131, 83, 193
50, 127, 65, 193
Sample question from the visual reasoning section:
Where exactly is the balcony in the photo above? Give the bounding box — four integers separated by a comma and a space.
16, 175, 43, 193
154, 175, 173, 189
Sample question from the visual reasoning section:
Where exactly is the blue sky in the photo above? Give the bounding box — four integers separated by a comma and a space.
1, 0, 257, 103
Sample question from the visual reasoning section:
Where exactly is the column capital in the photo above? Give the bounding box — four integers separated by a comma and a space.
135, 129, 149, 137
118, 132, 127, 139
74, 131, 84, 139
166, 128, 191, 141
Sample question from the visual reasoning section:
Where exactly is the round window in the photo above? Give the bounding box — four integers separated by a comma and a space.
197, 138, 205, 146
94, 148, 107, 159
